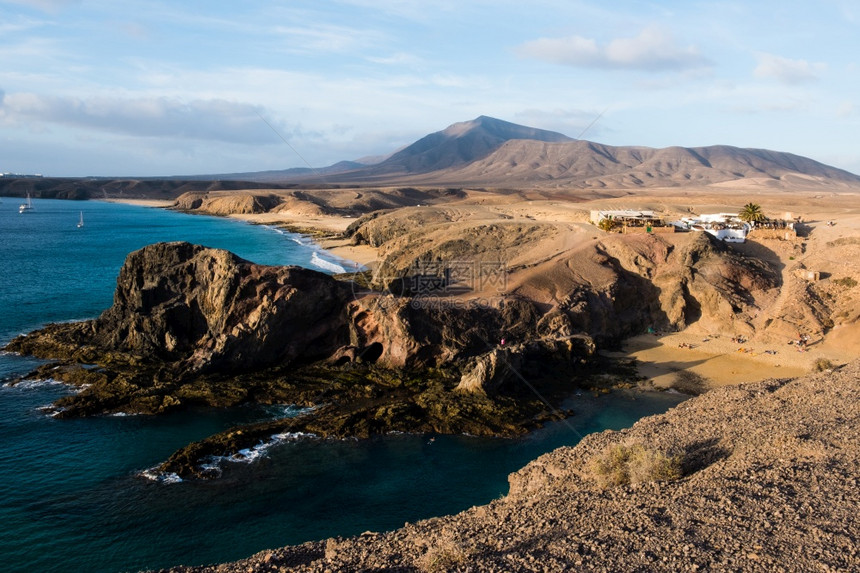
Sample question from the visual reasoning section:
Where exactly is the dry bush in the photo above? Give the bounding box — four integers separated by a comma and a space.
813, 358, 835, 372
415, 536, 470, 572
589, 443, 682, 488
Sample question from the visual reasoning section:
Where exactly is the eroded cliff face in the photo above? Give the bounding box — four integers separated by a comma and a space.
9, 242, 556, 377
584, 232, 777, 338
349, 209, 780, 344
173, 191, 284, 215
344, 295, 542, 369
99, 242, 355, 372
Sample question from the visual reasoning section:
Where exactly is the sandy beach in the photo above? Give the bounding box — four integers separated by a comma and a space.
226, 212, 380, 267
100, 198, 177, 208
606, 332, 823, 391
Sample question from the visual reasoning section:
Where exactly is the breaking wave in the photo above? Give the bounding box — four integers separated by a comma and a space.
310, 252, 347, 274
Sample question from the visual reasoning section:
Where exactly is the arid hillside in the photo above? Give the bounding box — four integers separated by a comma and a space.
391, 139, 860, 189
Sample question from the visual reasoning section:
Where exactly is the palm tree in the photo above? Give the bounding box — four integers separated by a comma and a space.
738, 202, 765, 225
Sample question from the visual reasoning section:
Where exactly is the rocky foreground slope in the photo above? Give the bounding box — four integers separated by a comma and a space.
160, 360, 860, 572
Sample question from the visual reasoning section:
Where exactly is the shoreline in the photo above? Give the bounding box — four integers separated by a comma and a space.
167, 360, 860, 572
102, 196, 380, 268
227, 211, 380, 267
99, 198, 176, 208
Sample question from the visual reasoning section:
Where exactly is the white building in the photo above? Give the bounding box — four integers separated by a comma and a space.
672, 214, 751, 243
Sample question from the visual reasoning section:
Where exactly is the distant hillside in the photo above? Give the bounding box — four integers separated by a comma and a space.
175, 161, 368, 184
395, 139, 860, 188
7, 116, 860, 192
239, 116, 859, 189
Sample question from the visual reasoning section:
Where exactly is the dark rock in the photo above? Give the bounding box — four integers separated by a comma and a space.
9, 242, 353, 375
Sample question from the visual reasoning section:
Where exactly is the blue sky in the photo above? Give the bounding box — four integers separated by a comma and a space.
1, 0, 858, 177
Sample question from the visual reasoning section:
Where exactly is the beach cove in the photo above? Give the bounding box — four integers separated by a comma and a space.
0, 198, 685, 573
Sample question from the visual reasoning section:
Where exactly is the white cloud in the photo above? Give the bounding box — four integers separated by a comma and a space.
366, 52, 423, 66
729, 100, 809, 114
516, 26, 711, 72
0, 91, 283, 144
754, 53, 826, 84
335, 0, 460, 21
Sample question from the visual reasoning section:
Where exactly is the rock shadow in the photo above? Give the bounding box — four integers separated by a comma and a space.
680, 437, 730, 475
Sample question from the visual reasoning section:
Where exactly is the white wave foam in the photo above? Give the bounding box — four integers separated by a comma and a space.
140, 467, 183, 484
5, 378, 66, 390
37, 405, 66, 417
198, 461, 223, 478
198, 431, 318, 473
310, 251, 347, 274
263, 225, 287, 236
270, 431, 317, 442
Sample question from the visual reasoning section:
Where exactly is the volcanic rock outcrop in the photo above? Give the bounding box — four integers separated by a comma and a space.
6, 242, 587, 421
4, 233, 789, 476
10, 242, 354, 374
7, 229, 781, 419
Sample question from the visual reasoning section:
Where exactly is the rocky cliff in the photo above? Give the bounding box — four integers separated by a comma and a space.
348, 208, 779, 343
5, 242, 593, 441
9, 242, 353, 374
7, 226, 781, 417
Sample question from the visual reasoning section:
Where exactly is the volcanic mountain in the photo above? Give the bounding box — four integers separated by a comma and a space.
360, 115, 574, 176
234, 115, 860, 189
395, 139, 860, 189
4, 116, 859, 195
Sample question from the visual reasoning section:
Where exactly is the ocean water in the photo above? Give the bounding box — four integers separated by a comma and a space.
0, 197, 685, 573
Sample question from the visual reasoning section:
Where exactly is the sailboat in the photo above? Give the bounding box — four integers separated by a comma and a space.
19, 193, 33, 214
77, 211, 84, 228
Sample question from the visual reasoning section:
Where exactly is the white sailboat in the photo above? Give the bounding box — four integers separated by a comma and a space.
77, 211, 84, 228
19, 193, 33, 213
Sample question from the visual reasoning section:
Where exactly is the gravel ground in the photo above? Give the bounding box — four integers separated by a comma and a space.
157, 360, 860, 573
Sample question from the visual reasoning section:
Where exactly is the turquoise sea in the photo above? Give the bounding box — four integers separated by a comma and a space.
0, 197, 685, 573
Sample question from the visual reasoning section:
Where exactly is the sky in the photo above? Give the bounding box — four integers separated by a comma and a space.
1, 0, 858, 177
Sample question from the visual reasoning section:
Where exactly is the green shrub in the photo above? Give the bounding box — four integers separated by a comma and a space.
833, 277, 858, 288
598, 218, 617, 232
589, 443, 682, 488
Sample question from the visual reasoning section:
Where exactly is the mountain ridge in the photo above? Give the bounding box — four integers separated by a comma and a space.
227, 115, 860, 189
